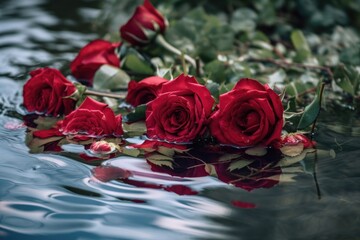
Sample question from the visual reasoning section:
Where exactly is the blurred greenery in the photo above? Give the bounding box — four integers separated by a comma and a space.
97, 0, 360, 132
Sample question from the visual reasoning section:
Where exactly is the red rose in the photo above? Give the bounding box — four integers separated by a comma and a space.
120, 0, 167, 46
146, 74, 214, 143
209, 78, 284, 147
126, 76, 168, 106
70, 39, 121, 86
60, 97, 123, 137
23, 68, 77, 116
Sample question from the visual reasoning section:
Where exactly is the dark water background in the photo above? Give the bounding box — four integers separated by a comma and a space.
0, 0, 359, 239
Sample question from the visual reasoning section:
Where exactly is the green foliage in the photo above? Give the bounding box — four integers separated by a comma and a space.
93, 65, 130, 90
166, 7, 234, 62
297, 83, 325, 130
120, 47, 154, 76
291, 30, 312, 62
334, 65, 360, 96
100, 0, 360, 133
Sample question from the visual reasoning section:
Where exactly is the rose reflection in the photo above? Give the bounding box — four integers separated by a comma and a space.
24, 114, 284, 195
146, 146, 282, 192
91, 145, 283, 198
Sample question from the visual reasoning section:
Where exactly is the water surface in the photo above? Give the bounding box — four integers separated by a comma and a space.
0, 1, 359, 239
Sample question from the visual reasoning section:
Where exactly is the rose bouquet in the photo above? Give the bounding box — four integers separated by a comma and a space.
21, 0, 332, 191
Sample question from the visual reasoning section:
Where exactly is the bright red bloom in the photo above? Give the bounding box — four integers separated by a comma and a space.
209, 78, 284, 147
126, 76, 168, 107
145, 74, 214, 143
120, 0, 167, 46
23, 68, 77, 116
60, 97, 123, 137
70, 39, 121, 86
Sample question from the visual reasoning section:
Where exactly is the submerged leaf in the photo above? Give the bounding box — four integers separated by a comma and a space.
204, 164, 217, 177
228, 159, 255, 172
245, 146, 267, 156
147, 153, 174, 169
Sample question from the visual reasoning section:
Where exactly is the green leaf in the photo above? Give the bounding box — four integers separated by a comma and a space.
33, 116, 61, 130
124, 104, 146, 123
147, 153, 174, 169
122, 121, 147, 136
337, 75, 355, 95
231, 8, 258, 32
122, 49, 154, 75
204, 60, 227, 83
204, 164, 217, 177
334, 65, 360, 96
93, 65, 130, 91
268, 69, 287, 88
121, 147, 140, 157
245, 146, 267, 156
205, 80, 220, 100
228, 159, 255, 172
218, 153, 242, 162
275, 149, 316, 169
297, 82, 324, 129
291, 30, 312, 61
340, 44, 360, 65
219, 82, 234, 95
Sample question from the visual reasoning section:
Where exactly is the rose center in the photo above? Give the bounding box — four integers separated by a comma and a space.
171, 109, 187, 125
238, 111, 260, 135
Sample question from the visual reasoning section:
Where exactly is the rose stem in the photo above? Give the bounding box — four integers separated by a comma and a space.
180, 52, 188, 75
155, 34, 196, 68
85, 89, 126, 99
310, 82, 326, 137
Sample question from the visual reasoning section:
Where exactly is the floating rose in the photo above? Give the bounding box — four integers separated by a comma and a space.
60, 97, 123, 138
210, 78, 284, 147
126, 76, 168, 107
70, 39, 121, 86
89, 141, 117, 155
145, 74, 214, 143
119, 0, 167, 46
279, 133, 315, 157
23, 68, 77, 116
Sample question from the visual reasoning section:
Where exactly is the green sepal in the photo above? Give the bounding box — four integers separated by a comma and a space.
124, 104, 147, 123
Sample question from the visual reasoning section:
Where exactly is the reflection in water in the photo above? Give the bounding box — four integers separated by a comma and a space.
0, 0, 360, 240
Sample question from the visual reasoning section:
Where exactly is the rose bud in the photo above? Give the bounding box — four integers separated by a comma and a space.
23, 68, 77, 116
209, 78, 284, 147
60, 97, 124, 138
146, 74, 214, 143
279, 133, 315, 157
119, 0, 167, 46
126, 76, 168, 107
70, 39, 121, 86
